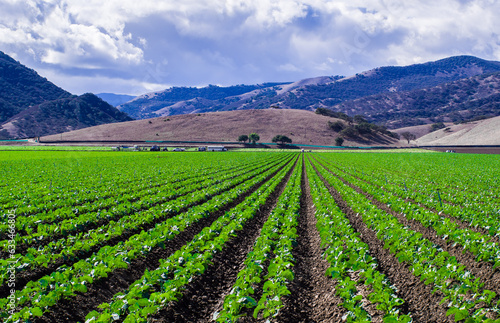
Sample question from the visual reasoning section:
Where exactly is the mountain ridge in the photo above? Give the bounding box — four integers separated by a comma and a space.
1, 93, 133, 139
117, 55, 500, 123
0, 51, 133, 139
331, 71, 500, 128
118, 82, 292, 119
0, 51, 72, 123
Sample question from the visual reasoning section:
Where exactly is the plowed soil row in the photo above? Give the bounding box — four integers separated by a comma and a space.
311, 157, 451, 323
32, 158, 294, 323
278, 156, 345, 323
320, 159, 500, 296
1, 158, 288, 300
149, 156, 298, 323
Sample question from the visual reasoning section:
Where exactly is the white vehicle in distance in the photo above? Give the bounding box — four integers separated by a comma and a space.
172, 147, 185, 151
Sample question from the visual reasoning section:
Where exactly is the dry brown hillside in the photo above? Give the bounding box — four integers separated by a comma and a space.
42, 109, 398, 146
415, 115, 500, 146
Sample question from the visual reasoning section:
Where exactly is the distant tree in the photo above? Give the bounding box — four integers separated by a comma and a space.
272, 135, 292, 145
335, 137, 344, 146
430, 122, 446, 132
354, 114, 368, 124
401, 131, 417, 143
315, 108, 353, 123
339, 126, 359, 138
271, 135, 282, 144
328, 121, 345, 132
238, 134, 249, 143
355, 122, 372, 134
249, 133, 260, 144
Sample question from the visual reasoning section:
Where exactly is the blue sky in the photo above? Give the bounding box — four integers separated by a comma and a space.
1, 0, 499, 95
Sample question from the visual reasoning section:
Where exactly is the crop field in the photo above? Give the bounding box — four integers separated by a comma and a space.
0, 150, 499, 323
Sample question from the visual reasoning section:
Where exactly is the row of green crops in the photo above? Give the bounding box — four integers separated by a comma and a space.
0, 154, 285, 242
0, 151, 295, 322
316, 156, 500, 270
0, 155, 291, 287
84, 156, 299, 322
306, 158, 411, 322
312, 155, 500, 322
2, 150, 500, 322
215, 156, 303, 322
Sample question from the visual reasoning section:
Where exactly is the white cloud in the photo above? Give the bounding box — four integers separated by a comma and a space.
0, 0, 144, 68
1, 0, 500, 94
36, 67, 170, 95
278, 63, 302, 72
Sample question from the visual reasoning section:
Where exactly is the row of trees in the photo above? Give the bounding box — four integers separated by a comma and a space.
237, 133, 260, 144
271, 135, 292, 145
237, 133, 294, 145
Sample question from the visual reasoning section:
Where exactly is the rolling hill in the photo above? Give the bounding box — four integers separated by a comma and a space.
0, 51, 133, 139
41, 109, 398, 147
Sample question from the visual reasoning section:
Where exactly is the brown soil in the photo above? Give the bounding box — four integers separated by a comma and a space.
32, 158, 294, 323
277, 155, 346, 323
311, 157, 453, 323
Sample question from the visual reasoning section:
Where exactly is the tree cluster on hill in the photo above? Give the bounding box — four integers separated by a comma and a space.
430, 122, 446, 132
319, 109, 400, 141
316, 108, 353, 122
237, 133, 260, 144
272, 135, 292, 145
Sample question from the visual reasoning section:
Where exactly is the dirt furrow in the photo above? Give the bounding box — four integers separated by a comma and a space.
149, 157, 298, 323
312, 159, 451, 323
32, 159, 294, 323
278, 156, 345, 323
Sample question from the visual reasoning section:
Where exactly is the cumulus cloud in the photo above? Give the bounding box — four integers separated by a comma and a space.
1, 0, 500, 94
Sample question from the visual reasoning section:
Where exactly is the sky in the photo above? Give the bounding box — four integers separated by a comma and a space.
1, 0, 500, 96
